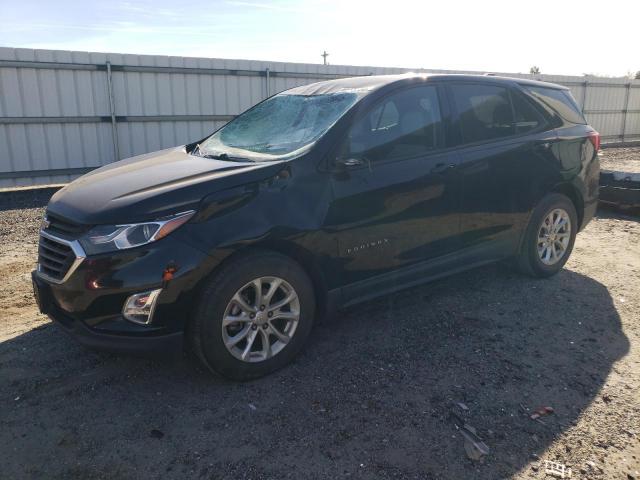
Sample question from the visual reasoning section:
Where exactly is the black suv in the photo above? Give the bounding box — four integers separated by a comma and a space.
32, 74, 600, 379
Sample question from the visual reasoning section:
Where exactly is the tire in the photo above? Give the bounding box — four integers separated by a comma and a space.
517, 193, 578, 278
189, 250, 315, 380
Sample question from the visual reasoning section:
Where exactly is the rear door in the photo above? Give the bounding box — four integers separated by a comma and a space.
324, 83, 462, 291
447, 82, 557, 258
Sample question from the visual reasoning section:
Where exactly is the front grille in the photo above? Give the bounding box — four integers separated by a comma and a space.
45, 212, 89, 237
38, 235, 76, 281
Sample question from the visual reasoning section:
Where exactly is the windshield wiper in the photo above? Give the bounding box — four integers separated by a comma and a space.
191, 144, 254, 162
190, 144, 250, 162
207, 152, 229, 160
203, 152, 253, 163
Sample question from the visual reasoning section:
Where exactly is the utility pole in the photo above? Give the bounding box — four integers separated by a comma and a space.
321, 50, 329, 65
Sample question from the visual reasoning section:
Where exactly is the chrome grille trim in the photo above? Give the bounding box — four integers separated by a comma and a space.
43, 212, 90, 236
36, 230, 86, 284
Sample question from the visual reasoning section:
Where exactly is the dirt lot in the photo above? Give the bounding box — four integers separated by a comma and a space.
600, 146, 640, 173
1, 154, 639, 479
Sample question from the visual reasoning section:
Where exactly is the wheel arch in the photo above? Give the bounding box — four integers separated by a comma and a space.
551, 182, 584, 229
251, 239, 330, 313
192, 239, 332, 324
517, 184, 583, 257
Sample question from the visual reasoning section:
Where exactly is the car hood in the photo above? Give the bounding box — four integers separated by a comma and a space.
47, 146, 285, 225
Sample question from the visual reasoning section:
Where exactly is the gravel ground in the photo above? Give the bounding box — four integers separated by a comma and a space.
1, 153, 639, 479
600, 146, 640, 173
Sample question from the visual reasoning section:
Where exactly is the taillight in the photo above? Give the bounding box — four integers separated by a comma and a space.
587, 131, 600, 152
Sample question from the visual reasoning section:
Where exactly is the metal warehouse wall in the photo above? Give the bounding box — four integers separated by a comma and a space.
1, 47, 639, 188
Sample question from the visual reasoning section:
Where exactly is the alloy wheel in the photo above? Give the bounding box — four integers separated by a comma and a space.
537, 208, 572, 266
221, 276, 300, 363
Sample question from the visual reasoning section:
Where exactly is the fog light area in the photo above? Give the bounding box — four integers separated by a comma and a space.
122, 289, 162, 325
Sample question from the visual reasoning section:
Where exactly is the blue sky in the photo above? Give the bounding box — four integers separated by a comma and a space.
1, 0, 638, 77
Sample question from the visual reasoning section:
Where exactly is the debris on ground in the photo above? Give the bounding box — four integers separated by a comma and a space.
530, 406, 554, 420
450, 411, 490, 461
599, 146, 640, 174
461, 424, 490, 461
544, 460, 572, 478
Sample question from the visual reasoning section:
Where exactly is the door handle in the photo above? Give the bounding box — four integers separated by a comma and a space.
430, 162, 455, 174
336, 157, 364, 168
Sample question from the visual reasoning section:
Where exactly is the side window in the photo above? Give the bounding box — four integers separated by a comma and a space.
370, 101, 399, 131
511, 91, 542, 134
451, 84, 514, 144
343, 85, 443, 162
524, 86, 586, 124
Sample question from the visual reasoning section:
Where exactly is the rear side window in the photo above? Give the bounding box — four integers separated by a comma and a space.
524, 86, 586, 124
511, 91, 543, 134
343, 85, 443, 162
450, 84, 515, 143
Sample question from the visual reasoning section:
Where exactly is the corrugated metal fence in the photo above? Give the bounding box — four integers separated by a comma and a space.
1, 47, 639, 188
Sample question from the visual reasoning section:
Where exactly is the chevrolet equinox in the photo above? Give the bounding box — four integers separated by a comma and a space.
32, 74, 600, 379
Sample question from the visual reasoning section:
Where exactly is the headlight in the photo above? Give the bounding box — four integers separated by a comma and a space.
79, 211, 195, 255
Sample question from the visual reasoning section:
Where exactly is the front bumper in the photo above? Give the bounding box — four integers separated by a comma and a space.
43, 294, 184, 355
32, 232, 217, 355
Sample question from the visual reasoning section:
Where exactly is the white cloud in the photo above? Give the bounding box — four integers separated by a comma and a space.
2, 0, 639, 76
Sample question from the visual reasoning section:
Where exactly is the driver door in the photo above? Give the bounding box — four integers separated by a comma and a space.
324, 84, 462, 297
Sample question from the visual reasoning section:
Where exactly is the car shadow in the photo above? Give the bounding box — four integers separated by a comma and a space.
597, 202, 640, 222
0, 263, 629, 479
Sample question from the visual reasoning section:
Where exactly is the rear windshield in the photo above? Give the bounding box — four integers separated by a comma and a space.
199, 92, 359, 161
524, 86, 586, 124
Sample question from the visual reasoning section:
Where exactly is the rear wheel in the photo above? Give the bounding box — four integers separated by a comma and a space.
517, 193, 578, 278
190, 251, 315, 380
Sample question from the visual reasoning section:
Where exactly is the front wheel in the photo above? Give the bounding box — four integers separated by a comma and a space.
517, 193, 578, 278
189, 251, 315, 380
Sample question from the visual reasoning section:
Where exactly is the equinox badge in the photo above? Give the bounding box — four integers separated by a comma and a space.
346, 238, 390, 255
